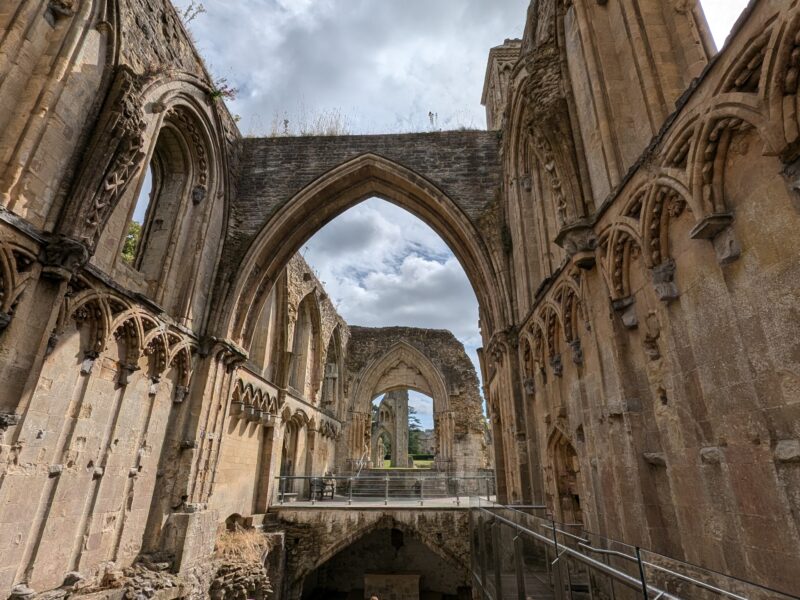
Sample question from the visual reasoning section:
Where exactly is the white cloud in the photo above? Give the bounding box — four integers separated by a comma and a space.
303, 199, 480, 347
701, 0, 750, 49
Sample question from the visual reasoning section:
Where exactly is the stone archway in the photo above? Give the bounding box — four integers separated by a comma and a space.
213, 146, 510, 350
548, 429, 583, 525
342, 327, 487, 475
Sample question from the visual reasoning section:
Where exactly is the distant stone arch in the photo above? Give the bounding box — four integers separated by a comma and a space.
342, 327, 487, 475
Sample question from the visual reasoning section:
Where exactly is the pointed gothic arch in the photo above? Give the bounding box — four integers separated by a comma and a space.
218, 152, 507, 348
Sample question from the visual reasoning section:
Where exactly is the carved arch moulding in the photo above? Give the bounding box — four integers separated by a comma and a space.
51, 276, 197, 400
56, 66, 230, 257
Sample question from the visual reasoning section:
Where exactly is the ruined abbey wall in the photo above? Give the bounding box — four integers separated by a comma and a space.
482, 0, 800, 593
0, 0, 799, 597
0, 2, 487, 594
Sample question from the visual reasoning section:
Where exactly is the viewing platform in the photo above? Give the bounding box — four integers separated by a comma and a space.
272, 472, 496, 508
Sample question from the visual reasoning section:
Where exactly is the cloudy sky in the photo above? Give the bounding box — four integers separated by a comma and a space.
175, 0, 748, 428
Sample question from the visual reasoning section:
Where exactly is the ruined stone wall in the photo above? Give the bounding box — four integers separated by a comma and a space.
209, 254, 347, 527
485, 0, 800, 593
266, 508, 471, 599
0, 0, 240, 594
2, 0, 798, 596
343, 326, 488, 475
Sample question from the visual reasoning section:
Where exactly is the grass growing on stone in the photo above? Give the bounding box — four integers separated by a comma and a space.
215, 526, 271, 563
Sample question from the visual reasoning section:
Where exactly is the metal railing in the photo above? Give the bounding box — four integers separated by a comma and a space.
470, 499, 799, 600
274, 473, 496, 506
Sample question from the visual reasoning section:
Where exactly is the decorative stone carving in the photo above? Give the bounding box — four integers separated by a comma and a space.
523, 377, 535, 396
612, 296, 638, 329
556, 222, 598, 269
59, 67, 147, 249
0, 412, 21, 429
652, 259, 679, 302
549, 353, 563, 377
713, 227, 742, 264
118, 363, 140, 387
174, 385, 190, 404
39, 235, 90, 280
700, 447, 723, 464
569, 339, 583, 365
148, 376, 161, 397
80, 351, 100, 375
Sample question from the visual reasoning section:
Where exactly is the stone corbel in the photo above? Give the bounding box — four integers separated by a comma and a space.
689, 213, 732, 240
555, 221, 598, 270
569, 339, 583, 365
173, 385, 190, 403
39, 235, 90, 281
643, 452, 666, 467
80, 351, 100, 375
0, 412, 21, 429
244, 405, 260, 422
651, 259, 679, 302
117, 362, 140, 387
550, 353, 563, 377
148, 375, 161, 397
612, 296, 638, 329
523, 377, 535, 396
689, 213, 741, 264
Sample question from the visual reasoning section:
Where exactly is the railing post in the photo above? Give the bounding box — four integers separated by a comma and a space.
420, 476, 425, 506
551, 519, 566, 600
279, 477, 285, 505
477, 516, 490, 599
635, 547, 648, 600
492, 521, 504, 599
486, 476, 491, 502
348, 476, 353, 505
384, 475, 389, 506
454, 477, 460, 506
513, 526, 526, 600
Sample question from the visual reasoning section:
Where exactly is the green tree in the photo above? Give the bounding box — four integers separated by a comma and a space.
408, 406, 423, 454
122, 220, 142, 264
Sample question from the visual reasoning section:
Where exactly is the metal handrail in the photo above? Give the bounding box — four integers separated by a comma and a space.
473, 503, 797, 600
474, 506, 682, 600
577, 543, 750, 600
273, 473, 496, 506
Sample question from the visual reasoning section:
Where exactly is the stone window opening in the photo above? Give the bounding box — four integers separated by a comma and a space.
250, 286, 281, 383
288, 293, 321, 401
320, 326, 343, 413
122, 127, 190, 278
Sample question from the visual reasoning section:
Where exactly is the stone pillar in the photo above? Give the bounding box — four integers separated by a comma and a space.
389, 390, 409, 467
